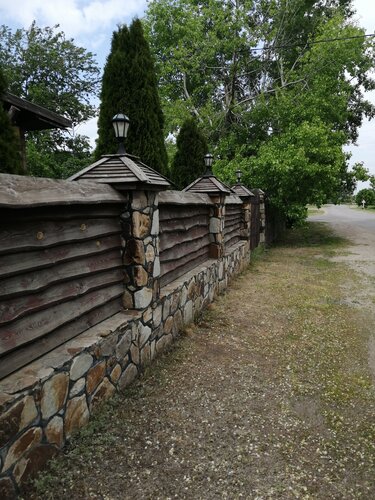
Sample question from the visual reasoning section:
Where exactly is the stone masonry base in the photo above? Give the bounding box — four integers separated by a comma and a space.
0, 241, 249, 498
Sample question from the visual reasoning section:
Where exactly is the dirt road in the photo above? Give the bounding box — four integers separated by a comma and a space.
309, 205, 375, 381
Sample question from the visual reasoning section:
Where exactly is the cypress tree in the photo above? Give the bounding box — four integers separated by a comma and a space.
0, 69, 22, 174
170, 118, 208, 189
96, 20, 168, 174
96, 26, 131, 158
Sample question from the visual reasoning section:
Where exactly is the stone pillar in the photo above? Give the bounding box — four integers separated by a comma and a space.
240, 199, 251, 241
209, 194, 226, 258
121, 191, 160, 311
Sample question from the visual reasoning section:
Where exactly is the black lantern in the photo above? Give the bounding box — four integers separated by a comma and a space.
204, 153, 214, 176
236, 169, 242, 183
112, 113, 130, 154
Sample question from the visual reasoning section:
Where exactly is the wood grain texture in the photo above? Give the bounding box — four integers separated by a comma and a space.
0, 174, 125, 207
0, 283, 123, 355
0, 234, 121, 279
0, 218, 121, 254
160, 247, 209, 288
0, 268, 123, 325
159, 190, 212, 206
0, 249, 122, 299
0, 298, 122, 379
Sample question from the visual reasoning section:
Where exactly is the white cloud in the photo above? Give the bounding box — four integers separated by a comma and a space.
0, 0, 147, 39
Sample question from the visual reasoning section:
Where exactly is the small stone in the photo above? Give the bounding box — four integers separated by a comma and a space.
70, 353, 93, 381
132, 191, 148, 210
41, 372, 69, 420
170, 292, 180, 314
209, 217, 221, 233
45, 416, 64, 447
0, 477, 16, 499
183, 300, 194, 325
180, 286, 188, 306
116, 331, 132, 360
86, 361, 106, 395
156, 335, 172, 355
153, 305, 162, 328
99, 335, 118, 357
130, 343, 140, 365
173, 309, 183, 337
0, 399, 24, 449
65, 395, 89, 439
19, 396, 38, 430
187, 279, 197, 300
13, 444, 58, 489
123, 239, 145, 265
69, 378, 85, 398
145, 244, 155, 263
3, 427, 42, 470
162, 298, 171, 321
138, 324, 151, 347
122, 290, 134, 309
143, 307, 152, 323
90, 378, 115, 409
150, 341, 156, 361
134, 265, 148, 287
132, 212, 151, 238
164, 316, 174, 335
151, 209, 159, 235
134, 288, 153, 309
153, 256, 160, 277
110, 364, 122, 383
118, 364, 138, 391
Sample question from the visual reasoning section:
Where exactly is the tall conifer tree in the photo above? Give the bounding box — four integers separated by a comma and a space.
0, 69, 21, 174
170, 118, 207, 189
96, 20, 167, 174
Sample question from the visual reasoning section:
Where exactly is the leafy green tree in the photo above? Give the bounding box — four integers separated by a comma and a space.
170, 118, 208, 189
355, 188, 375, 207
96, 19, 168, 174
0, 22, 100, 177
146, 1, 375, 222
0, 69, 22, 174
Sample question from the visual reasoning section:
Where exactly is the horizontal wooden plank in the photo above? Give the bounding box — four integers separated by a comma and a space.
0, 248, 122, 299
0, 283, 123, 356
159, 225, 209, 253
0, 234, 121, 279
160, 214, 209, 234
159, 190, 213, 206
0, 268, 123, 326
159, 206, 210, 222
0, 218, 121, 255
1, 204, 123, 223
160, 234, 210, 264
0, 174, 126, 208
0, 298, 122, 380
160, 248, 210, 287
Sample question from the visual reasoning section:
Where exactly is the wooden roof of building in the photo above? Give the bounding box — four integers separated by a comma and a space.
68, 154, 171, 190
231, 183, 255, 198
2, 93, 72, 131
183, 173, 231, 195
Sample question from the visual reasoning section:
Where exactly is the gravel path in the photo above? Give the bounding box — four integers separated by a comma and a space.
31, 221, 375, 500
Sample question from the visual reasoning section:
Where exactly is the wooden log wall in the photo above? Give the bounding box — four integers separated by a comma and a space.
159, 204, 211, 288
0, 203, 124, 379
224, 203, 243, 249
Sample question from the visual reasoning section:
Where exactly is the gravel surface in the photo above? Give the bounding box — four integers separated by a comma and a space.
30, 222, 375, 500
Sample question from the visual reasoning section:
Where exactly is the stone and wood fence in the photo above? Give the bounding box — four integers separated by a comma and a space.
0, 163, 267, 498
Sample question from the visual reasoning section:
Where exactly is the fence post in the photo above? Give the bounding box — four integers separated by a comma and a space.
122, 190, 160, 311
208, 194, 226, 258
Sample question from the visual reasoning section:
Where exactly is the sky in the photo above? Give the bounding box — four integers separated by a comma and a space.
0, 0, 374, 181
